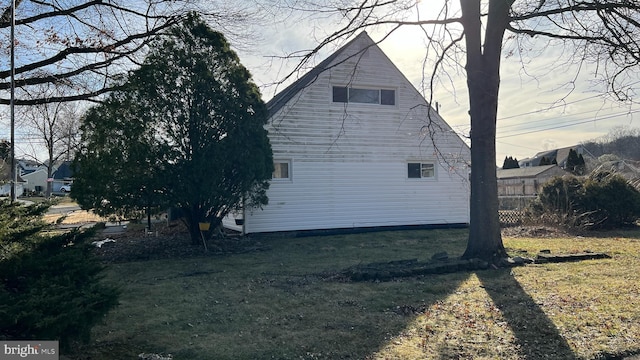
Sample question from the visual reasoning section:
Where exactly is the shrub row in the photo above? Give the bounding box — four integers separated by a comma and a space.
528, 172, 640, 229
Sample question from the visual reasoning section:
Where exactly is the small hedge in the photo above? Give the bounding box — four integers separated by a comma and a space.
0, 200, 119, 349
529, 172, 640, 229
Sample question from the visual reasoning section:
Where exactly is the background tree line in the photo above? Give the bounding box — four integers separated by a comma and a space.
582, 127, 640, 161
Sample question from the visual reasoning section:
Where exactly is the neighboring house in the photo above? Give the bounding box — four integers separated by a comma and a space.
0, 160, 26, 197
17, 158, 42, 175
497, 164, 568, 196
51, 161, 74, 192
519, 145, 591, 168
21, 168, 49, 194
223, 32, 471, 235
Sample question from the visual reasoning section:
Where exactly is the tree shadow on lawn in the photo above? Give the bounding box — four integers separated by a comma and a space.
218, 271, 476, 360
68, 267, 474, 360
476, 269, 576, 360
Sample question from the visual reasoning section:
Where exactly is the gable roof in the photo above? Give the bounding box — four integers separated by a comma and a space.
52, 161, 73, 179
496, 164, 564, 179
266, 32, 373, 117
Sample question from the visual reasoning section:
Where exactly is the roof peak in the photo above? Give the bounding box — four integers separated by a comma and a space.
266, 31, 377, 117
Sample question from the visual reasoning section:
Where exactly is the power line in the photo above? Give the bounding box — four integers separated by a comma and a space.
497, 93, 607, 122
498, 109, 639, 135
496, 80, 640, 122
496, 109, 640, 139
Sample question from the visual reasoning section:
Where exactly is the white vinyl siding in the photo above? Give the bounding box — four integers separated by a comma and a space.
243, 161, 468, 233
235, 33, 470, 234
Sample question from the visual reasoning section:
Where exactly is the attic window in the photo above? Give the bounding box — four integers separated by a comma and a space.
332, 86, 395, 105
408, 162, 435, 179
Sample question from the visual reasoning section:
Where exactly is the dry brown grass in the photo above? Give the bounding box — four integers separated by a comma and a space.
43, 209, 107, 225
65, 228, 640, 360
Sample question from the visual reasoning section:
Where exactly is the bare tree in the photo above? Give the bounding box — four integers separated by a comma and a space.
0, 1, 268, 105
19, 88, 81, 197
275, 0, 640, 262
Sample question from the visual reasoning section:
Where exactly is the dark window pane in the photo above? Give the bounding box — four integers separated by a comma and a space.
349, 88, 379, 104
408, 163, 421, 178
332, 87, 348, 102
381, 89, 395, 105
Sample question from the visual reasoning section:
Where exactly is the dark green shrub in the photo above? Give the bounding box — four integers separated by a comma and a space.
0, 200, 119, 349
535, 175, 584, 214
529, 173, 640, 229
581, 172, 640, 229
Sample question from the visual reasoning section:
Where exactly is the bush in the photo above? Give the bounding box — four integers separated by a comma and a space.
581, 172, 640, 228
529, 172, 640, 229
0, 200, 119, 349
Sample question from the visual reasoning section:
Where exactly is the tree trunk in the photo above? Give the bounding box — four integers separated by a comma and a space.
460, 0, 512, 262
181, 204, 204, 246
46, 145, 54, 198
188, 220, 202, 246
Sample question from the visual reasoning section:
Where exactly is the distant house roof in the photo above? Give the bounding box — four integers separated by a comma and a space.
266, 32, 371, 117
497, 164, 564, 179
520, 145, 592, 168
52, 161, 73, 179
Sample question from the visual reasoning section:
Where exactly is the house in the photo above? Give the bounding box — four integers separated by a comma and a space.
519, 145, 591, 168
51, 161, 74, 193
497, 164, 568, 196
21, 168, 49, 194
17, 158, 43, 175
223, 32, 471, 235
0, 160, 26, 197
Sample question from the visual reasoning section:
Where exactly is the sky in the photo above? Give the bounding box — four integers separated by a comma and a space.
3, 1, 638, 166
234, 2, 640, 166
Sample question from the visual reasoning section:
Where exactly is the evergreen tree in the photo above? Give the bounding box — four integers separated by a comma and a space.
566, 149, 585, 175
0, 200, 118, 349
502, 156, 520, 169
539, 157, 551, 166
0, 139, 9, 160
74, 14, 273, 245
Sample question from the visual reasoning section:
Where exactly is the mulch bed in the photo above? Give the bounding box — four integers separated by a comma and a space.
501, 225, 572, 238
91, 224, 575, 264
91, 222, 269, 263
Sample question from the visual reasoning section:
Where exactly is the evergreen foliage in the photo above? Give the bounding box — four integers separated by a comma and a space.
0, 200, 119, 349
566, 149, 586, 175
73, 13, 273, 245
502, 156, 519, 169
0, 140, 9, 160
529, 173, 640, 229
539, 157, 551, 166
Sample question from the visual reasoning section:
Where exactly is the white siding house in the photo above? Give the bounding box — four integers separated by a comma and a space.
224, 32, 470, 234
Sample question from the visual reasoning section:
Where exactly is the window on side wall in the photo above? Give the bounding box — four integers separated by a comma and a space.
272, 161, 291, 180
408, 162, 435, 179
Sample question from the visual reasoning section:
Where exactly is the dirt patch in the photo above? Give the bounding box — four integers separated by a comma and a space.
92, 222, 269, 263
501, 225, 571, 238
44, 210, 107, 225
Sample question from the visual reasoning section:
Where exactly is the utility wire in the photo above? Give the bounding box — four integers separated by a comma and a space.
498, 109, 639, 135
497, 109, 640, 139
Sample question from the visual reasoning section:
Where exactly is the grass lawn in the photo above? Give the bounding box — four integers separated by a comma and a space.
66, 228, 640, 360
